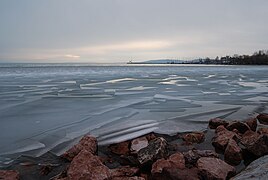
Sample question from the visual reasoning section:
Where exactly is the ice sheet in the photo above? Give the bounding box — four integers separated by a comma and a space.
0, 64, 268, 166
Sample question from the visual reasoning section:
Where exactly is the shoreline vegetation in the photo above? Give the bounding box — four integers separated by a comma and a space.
1, 114, 268, 180
128, 50, 268, 65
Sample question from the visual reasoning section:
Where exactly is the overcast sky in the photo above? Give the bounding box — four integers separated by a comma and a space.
0, 0, 267, 63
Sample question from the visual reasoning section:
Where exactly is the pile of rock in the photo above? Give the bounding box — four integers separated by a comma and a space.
1, 113, 268, 180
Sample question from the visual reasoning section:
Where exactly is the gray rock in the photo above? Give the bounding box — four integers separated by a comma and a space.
137, 137, 167, 165
232, 155, 268, 180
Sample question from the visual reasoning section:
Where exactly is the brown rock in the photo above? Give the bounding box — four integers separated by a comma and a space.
130, 137, 148, 153
226, 121, 250, 134
182, 132, 205, 144
110, 166, 139, 177
183, 149, 219, 165
109, 141, 130, 155
209, 118, 229, 129
146, 133, 156, 141
152, 167, 200, 180
197, 157, 236, 180
137, 137, 167, 165
0, 170, 19, 180
212, 126, 239, 150
224, 139, 243, 165
245, 118, 257, 132
215, 125, 226, 133
67, 150, 111, 180
151, 153, 185, 175
240, 131, 268, 157
62, 134, 97, 161
257, 113, 268, 125
258, 127, 268, 134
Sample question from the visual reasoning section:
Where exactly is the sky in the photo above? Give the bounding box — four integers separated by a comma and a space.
0, 0, 268, 63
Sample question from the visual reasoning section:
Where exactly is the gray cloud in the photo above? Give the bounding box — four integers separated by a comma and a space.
0, 0, 268, 62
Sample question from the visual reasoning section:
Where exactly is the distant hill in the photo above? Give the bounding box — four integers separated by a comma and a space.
128, 59, 185, 64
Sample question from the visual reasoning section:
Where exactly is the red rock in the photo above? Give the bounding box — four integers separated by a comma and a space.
240, 131, 268, 156
182, 132, 205, 144
151, 152, 185, 175
212, 126, 239, 150
130, 137, 148, 153
0, 170, 19, 180
245, 117, 257, 132
209, 118, 229, 129
62, 134, 97, 161
137, 137, 167, 165
110, 166, 139, 177
215, 125, 226, 133
226, 121, 250, 134
152, 167, 200, 180
67, 150, 111, 180
258, 127, 268, 134
257, 113, 268, 125
183, 149, 218, 165
197, 157, 236, 180
224, 139, 243, 165
109, 141, 130, 155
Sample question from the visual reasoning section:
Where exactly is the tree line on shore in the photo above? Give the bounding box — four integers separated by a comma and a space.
187, 50, 268, 65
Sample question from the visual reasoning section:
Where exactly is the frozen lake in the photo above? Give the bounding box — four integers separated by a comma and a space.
0, 64, 268, 165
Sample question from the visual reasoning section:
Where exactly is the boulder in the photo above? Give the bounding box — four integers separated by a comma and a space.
182, 132, 205, 144
110, 166, 139, 177
209, 118, 229, 129
67, 150, 111, 180
232, 155, 268, 180
226, 121, 250, 134
130, 137, 148, 153
62, 134, 97, 161
212, 126, 239, 150
224, 139, 243, 165
137, 137, 167, 165
197, 157, 236, 180
0, 170, 19, 180
258, 127, 268, 134
245, 118, 257, 132
152, 167, 200, 180
109, 141, 130, 155
240, 131, 268, 157
183, 149, 219, 165
151, 153, 185, 175
257, 113, 268, 125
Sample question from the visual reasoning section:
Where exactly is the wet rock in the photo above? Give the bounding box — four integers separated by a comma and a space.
130, 137, 148, 153
183, 149, 219, 165
152, 167, 200, 180
40, 164, 53, 175
151, 153, 185, 175
226, 121, 250, 134
212, 126, 239, 150
182, 132, 205, 144
137, 137, 168, 165
232, 155, 268, 180
145, 133, 156, 141
245, 117, 257, 132
240, 131, 268, 157
62, 134, 97, 161
110, 166, 139, 177
109, 141, 130, 155
257, 113, 268, 125
258, 127, 268, 134
224, 139, 243, 165
67, 150, 111, 180
197, 157, 236, 180
209, 118, 229, 129
0, 170, 19, 180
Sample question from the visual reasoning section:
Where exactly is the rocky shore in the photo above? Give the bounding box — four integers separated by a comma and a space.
1, 113, 268, 180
